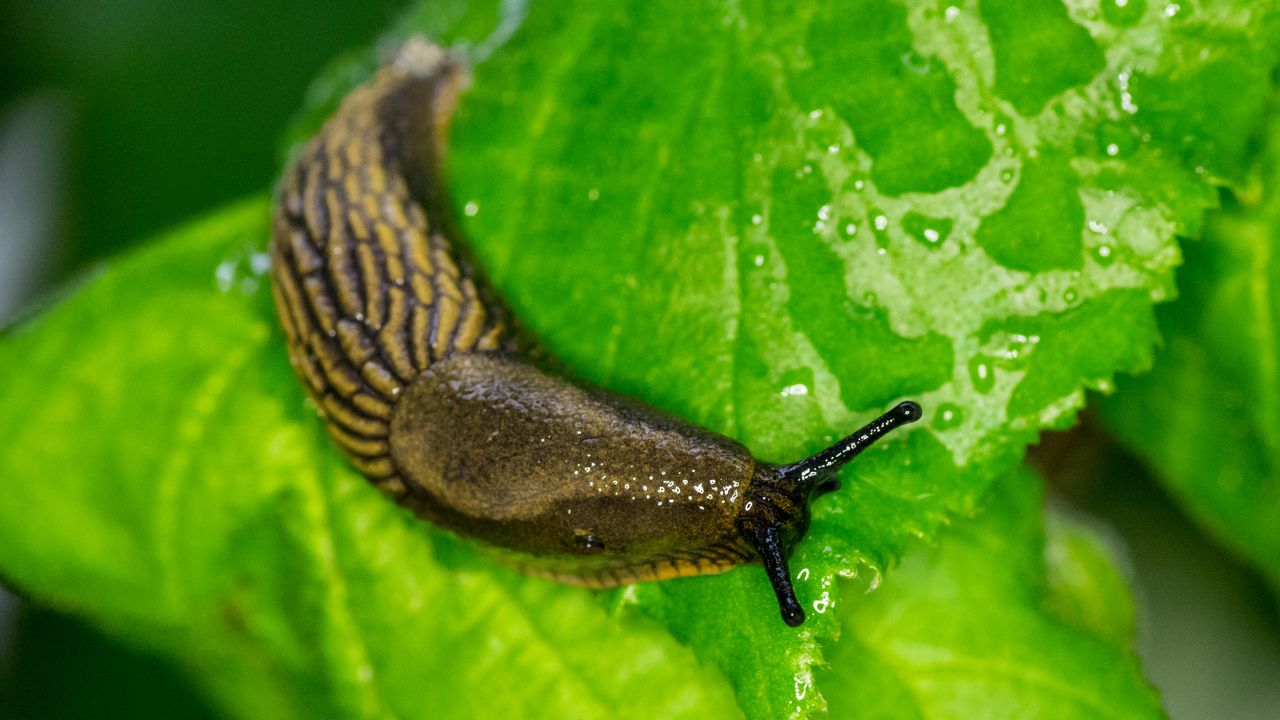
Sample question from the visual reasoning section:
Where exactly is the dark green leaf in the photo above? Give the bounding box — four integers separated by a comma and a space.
0, 202, 742, 720
1101, 98, 1280, 588
820, 469, 1160, 719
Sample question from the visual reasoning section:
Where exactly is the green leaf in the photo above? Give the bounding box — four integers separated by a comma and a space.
2, 0, 1278, 717
1043, 504, 1137, 649
820, 469, 1161, 719
1100, 98, 1280, 588
419, 0, 1275, 712
0, 202, 742, 720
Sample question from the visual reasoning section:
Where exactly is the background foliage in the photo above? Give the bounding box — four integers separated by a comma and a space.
2, 1, 1280, 718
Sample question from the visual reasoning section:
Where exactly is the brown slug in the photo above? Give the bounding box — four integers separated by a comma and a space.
269, 39, 922, 627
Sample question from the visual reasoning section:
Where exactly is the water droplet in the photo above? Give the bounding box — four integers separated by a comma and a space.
1097, 120, 1137, 157
817, 204, 832, 221
463, 200, 479, 217
1117, 67, 1138, 114
968, 355, 996, 394
853, 179, 865, 191
1164, 2, 1180, 17
932, 403, 964, 430
902, 212, 953, 250
780, 383, 809, 397
944, 5, 960, 22
868, 209, 892, 249
812, 591, 831, 614
827, 143, 841, 155
1087, 219, 1109, 234
753, 254, 765, 267
1093, 244, 1115, 266
1000, 167, 1016, 183
751, 213, 763, 226
1063, 287, 1079, 303
843, 223, 858, 237
587, 188, 600, 201
1000, 333, 1037, 362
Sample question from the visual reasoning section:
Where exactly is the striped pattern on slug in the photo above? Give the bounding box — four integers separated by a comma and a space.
270, 49, 518, 494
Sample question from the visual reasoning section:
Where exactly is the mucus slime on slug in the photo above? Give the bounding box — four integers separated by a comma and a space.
268, 38, 922, 627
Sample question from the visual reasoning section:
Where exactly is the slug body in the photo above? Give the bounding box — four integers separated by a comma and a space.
270, 40, 921, 626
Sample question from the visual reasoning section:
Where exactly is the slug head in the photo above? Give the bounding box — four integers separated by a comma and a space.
740, 400, 922, 627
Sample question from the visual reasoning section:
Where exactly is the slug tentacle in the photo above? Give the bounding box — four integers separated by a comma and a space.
777, 400, 923, 491
269, 37, 923, 627
740, 400, 923, 625
753, 525, 804, 627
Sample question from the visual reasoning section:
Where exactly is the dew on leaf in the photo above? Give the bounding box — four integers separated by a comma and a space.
1117, 67, 1139, 113
902, 211, 953, 249
968, 355, 996, 394
780, 383, 809, 397
1093, 244, 1115, 266
869, 208, 891, 249
800, 0, 991, 193
1097, 120, 1137, 158
932, 402, 964, 430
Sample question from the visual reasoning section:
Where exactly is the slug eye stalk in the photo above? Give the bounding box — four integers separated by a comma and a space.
747, 400, 922, 627
780, 400, 922, 491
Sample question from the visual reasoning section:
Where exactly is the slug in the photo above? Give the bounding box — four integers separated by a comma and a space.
269, 39, 922, 627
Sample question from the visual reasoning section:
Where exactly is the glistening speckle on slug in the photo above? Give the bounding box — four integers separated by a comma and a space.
268, 37, 921, 627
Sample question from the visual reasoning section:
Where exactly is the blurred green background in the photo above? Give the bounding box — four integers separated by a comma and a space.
0, 0, 398, 290
0, 1, 400, 717
1, 2, 1278, 718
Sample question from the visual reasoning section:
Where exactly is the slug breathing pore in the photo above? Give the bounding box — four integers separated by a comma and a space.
269, 38, 922, 627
